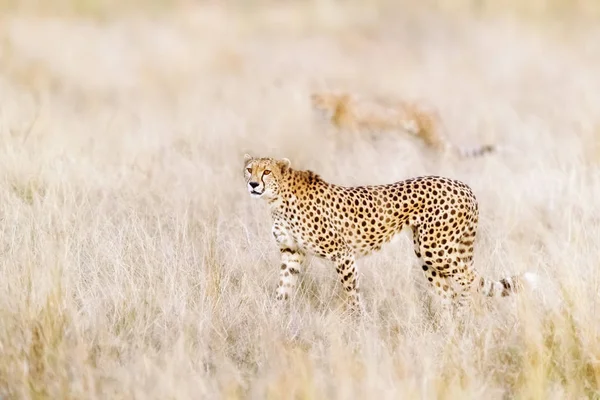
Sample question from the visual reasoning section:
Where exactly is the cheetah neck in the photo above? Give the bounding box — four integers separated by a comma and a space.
268, 168, 328, 212
332, 99, 354, 128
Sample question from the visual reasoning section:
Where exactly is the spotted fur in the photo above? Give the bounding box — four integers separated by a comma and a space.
310, 91, 495, 158
243, 154, 534, 313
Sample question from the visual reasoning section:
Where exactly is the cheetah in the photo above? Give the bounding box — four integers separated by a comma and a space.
310, 91, 495, 158
244, 154, 537, 313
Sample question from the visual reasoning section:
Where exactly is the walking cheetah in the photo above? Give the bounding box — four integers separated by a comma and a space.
244, 154, 537, 313
310, 91, 495, 158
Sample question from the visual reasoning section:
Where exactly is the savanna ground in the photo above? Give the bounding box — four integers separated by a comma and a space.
0, 1, 600, 398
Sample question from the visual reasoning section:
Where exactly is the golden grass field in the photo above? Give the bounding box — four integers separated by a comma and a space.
0, 1, 600, 398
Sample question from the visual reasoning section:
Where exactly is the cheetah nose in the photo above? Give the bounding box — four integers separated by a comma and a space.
249, 182, 260, 189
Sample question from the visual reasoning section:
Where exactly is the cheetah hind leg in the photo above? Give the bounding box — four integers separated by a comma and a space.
411, 227, 458, 317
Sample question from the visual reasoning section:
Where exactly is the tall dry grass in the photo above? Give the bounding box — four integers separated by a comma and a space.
0, 1, 600, 399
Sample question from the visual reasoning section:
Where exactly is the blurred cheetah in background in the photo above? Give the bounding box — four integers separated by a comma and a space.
311, 91, 495, 158
243, 154, 536, 313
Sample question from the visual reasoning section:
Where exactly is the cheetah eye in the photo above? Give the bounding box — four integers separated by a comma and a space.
263, 170, 271, 175
246, 168, 252, 173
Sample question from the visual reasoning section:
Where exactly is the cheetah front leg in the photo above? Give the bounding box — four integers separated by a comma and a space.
276, 247, 305, 301
272, 222, 305, 301
333, 252, 363, 313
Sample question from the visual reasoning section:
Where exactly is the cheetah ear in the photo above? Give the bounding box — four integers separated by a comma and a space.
244, 153, 253, 163
281, 158, 291, 171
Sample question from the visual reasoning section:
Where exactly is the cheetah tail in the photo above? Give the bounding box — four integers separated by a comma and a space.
478, 272, 539, 297
454, 144, 496, 158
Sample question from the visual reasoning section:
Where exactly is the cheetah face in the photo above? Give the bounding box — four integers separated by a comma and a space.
243, 154, 290, 199
314, 107, 333, 122
311, 92, 350, 121
311, 93, 334, 120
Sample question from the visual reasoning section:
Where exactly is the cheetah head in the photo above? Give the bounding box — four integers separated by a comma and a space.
310, 91, 350, 120
243, 154, 291, 199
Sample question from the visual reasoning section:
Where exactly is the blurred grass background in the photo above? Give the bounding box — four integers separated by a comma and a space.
0, 0, 599, 399
0, 0, 599, 20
